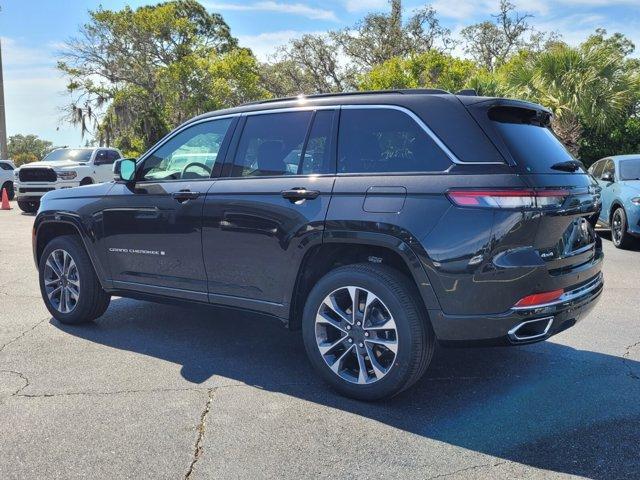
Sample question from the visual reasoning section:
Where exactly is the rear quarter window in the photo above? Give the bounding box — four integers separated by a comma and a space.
489, 107, 582, 174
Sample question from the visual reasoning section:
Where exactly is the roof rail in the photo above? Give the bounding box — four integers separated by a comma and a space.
241, 88, 451, 106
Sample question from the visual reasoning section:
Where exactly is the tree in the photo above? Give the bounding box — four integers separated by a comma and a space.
501, 38, 639, 155
58, 1, 266, 152
265, 34, 355, 95
7, 134, 54, 166
358, 51, 479, 93
332, 0, 453, 70
461, 1, 556, 72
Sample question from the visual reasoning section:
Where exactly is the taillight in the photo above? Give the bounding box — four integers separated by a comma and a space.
514, 289, 564, 308
447, 189, 569, 209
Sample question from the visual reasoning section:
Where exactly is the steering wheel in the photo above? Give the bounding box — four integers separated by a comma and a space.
181, 162, 211, 178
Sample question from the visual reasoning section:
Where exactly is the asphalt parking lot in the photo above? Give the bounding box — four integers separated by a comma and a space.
1, 201, 639, 479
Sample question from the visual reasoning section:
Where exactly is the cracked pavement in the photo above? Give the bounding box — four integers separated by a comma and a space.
1, 203, 639, 479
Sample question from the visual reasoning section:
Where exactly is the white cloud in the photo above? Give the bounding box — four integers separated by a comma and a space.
238, 30, 324, 60
431, 0, 549, 20
343, 0, 387, 12
206, 1, 338, 21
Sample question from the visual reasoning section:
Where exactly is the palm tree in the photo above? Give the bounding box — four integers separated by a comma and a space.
502, 43, 639, 155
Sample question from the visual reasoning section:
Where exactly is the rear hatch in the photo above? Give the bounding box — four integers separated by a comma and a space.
463, 98, 602, 283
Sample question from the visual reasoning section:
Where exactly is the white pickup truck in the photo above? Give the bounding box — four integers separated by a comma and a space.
14, 147, 123, 213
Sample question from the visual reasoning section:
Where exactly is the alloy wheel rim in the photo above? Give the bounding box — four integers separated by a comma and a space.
613, 211, 623, 244
315, 286, 398, 385
44, 249, 80, 314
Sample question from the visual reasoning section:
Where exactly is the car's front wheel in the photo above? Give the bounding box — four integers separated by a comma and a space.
611, 207, 635, 249
39, 235, 111, 324
302, 263, 434, 401
17, 200, 38, 213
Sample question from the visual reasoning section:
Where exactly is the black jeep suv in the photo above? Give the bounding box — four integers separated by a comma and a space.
33, 90, 604, 400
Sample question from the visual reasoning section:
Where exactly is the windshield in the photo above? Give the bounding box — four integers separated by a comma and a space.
42, 149, 93, 162
619, 158, 640, 180
489, 107, 583, 174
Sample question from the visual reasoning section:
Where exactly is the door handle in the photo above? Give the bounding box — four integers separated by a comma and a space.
171, 190, 201, 203
281, 188, 320, 201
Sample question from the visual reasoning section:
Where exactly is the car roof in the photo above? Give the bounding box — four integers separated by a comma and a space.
190, 89, 548, 122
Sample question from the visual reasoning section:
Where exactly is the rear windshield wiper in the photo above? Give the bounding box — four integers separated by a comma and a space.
550, 160, 582, 172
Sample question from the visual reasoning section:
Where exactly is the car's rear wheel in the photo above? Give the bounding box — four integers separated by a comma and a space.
17, 200, 39, 213
1, 181, 13, 200
611, 207, 635, 249
302, 263, 434, 401
39, 235, 110, 324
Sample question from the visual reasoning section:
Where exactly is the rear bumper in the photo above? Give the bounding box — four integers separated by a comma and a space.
430, 272, 604, 346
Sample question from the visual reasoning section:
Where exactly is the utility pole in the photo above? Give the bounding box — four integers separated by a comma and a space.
0, 34, 7, 159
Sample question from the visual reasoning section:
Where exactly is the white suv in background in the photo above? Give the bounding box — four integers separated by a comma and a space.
0, 159, 16, 200
14, 147, 122, 213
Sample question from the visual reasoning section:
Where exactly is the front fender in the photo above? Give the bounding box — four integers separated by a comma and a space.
33, 211, 112, 290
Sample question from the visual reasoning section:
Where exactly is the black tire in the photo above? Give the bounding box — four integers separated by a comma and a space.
1, 181, 13, 200
17, 200, 39, 213
79, 178, 93, 186
302, 263, 434, 401
611, 207, 635, 249
39, 235, 110, 324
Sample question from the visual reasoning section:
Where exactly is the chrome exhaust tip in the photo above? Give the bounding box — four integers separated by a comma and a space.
508, 316, 554, 342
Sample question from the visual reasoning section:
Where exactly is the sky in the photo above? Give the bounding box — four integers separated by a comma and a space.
1, 0, 640, 148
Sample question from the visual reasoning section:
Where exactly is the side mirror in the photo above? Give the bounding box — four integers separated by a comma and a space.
601, 172, 614, 183
113, 158, 136, 182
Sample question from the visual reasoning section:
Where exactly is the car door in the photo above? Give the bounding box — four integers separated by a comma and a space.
599, 159, 616, 220
101, 117, 237, 300
202, 108, 337, 316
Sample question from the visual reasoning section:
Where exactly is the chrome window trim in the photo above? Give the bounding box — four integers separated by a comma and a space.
136, 102, 505, 171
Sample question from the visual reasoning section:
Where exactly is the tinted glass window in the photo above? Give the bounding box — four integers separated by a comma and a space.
233, 111, 313, 177
95, 150, 109, 164
0, 162, 12, 170
299, 110, 335, 175
490, 107, 582, 174
338, 108, 451, 173
107, 150, 121, 162
619, 159, 640, 180
141, 118, 232, 181
590, 160, 605, 178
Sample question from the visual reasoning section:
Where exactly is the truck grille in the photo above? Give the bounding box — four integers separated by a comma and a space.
19, 168, 57, 183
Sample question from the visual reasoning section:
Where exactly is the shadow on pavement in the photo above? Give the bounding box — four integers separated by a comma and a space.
53, 297, 640, 479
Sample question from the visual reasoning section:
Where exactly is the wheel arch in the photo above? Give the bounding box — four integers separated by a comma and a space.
79, 177, 94, 185
609, 201, 626, 223
34, 214, 111, 290
287, 231, 440, 330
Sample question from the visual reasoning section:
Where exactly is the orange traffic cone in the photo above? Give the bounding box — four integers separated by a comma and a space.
1, 187, 11, 210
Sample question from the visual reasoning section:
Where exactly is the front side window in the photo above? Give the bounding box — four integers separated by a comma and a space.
107, 150, 121, 162
140, 118, 232, 181
590, 160, 605, 178
0, 162, 12, 170
602, 159, 615, 179
232, 111, 313, 177
338, 108, 451, 174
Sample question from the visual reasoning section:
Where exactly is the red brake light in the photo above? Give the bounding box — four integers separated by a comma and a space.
447, 189, 569, 209
514, 289, 564, 308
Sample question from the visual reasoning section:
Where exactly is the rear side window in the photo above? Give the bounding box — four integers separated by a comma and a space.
489, 107, 580, 174
619, 158, 640, 180
338, 108, 451, 174
233, 111, 313, 177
